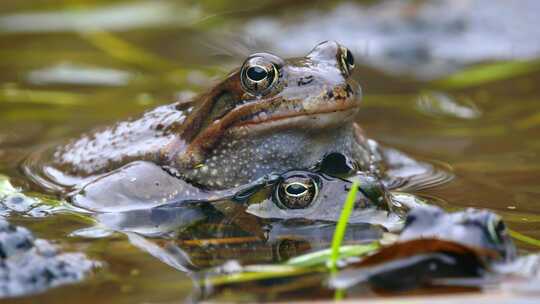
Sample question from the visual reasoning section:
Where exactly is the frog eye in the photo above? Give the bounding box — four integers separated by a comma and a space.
339, 46, 355, 77
240, 55, 279, 96
274, 174, 319, 209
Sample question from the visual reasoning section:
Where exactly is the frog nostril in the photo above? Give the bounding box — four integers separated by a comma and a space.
297, 75, 314, 86
325, 89, 334, 99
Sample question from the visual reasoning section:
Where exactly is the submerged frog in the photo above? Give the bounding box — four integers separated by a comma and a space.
242, 169, 405, 228
26, 41, 382, 198
399, 205, 516, 260
332, 206, 517, 291
92, 168, 410, 236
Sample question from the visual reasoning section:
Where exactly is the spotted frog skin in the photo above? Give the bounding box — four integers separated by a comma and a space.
29, 41, 382, 194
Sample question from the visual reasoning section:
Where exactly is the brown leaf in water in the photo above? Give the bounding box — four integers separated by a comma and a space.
353, 238, 500, 268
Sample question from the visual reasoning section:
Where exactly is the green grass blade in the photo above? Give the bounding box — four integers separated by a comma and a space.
509, 229, 540, 248
334, 288, 345, 301
328, 181, 359, 272
329, 181, 360, 300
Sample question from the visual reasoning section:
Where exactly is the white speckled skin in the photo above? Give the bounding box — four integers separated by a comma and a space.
54, 103, 187, 175
182, 124, 373, 188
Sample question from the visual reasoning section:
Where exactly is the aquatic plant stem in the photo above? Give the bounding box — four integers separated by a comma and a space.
329, 181, 359, 301
329, 181, 359, 272
509, 229, 540, 248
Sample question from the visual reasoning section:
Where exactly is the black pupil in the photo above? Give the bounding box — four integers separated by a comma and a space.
495, 221, 506, 235
247, 66, 268, 81
346, 49, 354, 66
286, 184, 307, 196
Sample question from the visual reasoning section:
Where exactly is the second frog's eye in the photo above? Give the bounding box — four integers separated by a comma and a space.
274, 174, 319, 209
240, 55, 279, 96
486, 214, 508, 245
339, 46, 355, 76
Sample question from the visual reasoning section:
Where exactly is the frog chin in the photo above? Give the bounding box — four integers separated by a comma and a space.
183, 122, 367, 189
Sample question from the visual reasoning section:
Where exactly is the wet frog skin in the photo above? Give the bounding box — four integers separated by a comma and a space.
26, 41, 381, 194
399, 205, 516, 260
330, 206, 517, 292
243, 170, 400, 226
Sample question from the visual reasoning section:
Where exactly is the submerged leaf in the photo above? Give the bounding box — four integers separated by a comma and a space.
286, 243, 379, 268
202, 242, 380, 288
434, 59, 540, 89
203, 264, 316, 286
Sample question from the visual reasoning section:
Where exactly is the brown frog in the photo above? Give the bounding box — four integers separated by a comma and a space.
25, 41, 383, 208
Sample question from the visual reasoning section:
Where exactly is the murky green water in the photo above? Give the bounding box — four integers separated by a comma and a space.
1, 0, 540, 302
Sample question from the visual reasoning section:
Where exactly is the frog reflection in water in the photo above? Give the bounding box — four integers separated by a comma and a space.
26, 41, 384, 204
98, 169, 397, 272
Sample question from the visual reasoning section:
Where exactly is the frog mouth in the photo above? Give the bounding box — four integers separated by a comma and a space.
232, 105, 360, 131
231, 82, 362, 131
